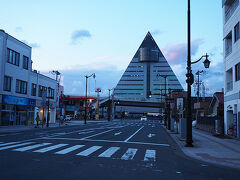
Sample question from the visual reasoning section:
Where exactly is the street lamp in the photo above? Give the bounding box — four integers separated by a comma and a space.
157, 74, 170, 127
84, 73, 96, 124
186, 0, 211, 147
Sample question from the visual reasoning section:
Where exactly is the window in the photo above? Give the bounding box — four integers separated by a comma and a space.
31, 83, 37, 96
3, 76, 12, 91
38, 85, 48, 97
48, 87, 55, 99
225, 31, 232, 57
16, 79, 27, 94
234, 22, 240, 42
7, 48, 20, 66
23, 56, 29, 69
236, 62, 240, 81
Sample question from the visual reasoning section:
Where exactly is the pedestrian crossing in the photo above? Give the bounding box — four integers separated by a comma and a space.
0, 141, 158, 162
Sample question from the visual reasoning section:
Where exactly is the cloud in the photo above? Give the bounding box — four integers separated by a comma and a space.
71, 30, 91, 44
163, 39, 224, 96
151, 30, 163, 36
22, 40, 40, 48
162, 39, 204, 64
15, 26, 23, 32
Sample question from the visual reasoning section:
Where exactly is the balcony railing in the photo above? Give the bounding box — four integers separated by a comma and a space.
226, 81, 233, 92
225, 46, 232, 57
224, 0, 239, 23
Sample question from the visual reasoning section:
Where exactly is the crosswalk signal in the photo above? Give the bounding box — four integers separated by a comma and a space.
186, 73, 194, 85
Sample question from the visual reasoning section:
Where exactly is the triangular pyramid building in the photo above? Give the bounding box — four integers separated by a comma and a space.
114, 32, 183, 101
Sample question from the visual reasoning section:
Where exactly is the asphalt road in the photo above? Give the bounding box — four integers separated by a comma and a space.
0, 119, 239, 180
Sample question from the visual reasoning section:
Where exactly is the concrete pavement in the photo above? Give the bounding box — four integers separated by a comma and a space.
167, 127, 240, 169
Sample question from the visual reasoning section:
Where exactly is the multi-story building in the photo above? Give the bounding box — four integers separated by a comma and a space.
223, 0, 240, 137
110, 32, 183, 117
114, 32, 183, 101
0, 29, 57, 126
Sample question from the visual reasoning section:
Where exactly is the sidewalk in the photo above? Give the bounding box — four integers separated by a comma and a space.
0, 119, 109, 133
168, 127, 240, 169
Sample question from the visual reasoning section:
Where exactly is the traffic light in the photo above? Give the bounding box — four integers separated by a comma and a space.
186, 73, 194, 85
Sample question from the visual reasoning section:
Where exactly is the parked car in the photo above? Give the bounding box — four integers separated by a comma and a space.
65, 115, 72, 121
141, 116, 147, 121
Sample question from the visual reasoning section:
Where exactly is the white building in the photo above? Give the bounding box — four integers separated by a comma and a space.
0, 29, 57, 126
223, 0, 240, 138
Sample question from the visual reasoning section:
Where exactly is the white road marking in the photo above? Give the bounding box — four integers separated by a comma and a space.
13, 143, 52, 152
147, 134, 156, 138
98, 147, 120, 158
33, 144, 68, 153
55, 145, 85, 154
78, 131, 94, 135
114, 132, 122, 136
0, 142, 18, 147
43, 137, 170, 147
81, 129, 114, 140
0, 142, 34, 151
121, 148, 138, 160
76, 146, 102, 156
144, 150, 156, 162
124, 126, 144, 142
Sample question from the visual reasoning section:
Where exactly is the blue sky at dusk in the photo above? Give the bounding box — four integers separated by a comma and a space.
0, 0, 223, 96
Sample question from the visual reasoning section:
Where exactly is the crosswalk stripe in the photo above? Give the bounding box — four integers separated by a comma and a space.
55, 145, 84, 154
144, 150, 156, 162
76, 146, 102, 156
98, 147, 120, 158
121, 148, 138, 160
0, 142, 18, 147
33, 144, 68, 153
0, 142, 34, 151
13, 143, 52, 152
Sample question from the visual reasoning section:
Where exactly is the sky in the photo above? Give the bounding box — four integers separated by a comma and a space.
0, 0, 223, 97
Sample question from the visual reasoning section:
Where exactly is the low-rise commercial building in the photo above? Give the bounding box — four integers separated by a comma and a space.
0, 30, 57, 126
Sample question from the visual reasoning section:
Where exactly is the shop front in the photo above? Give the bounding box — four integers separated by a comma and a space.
35, 100, 56, 125
1, 95, 36, 126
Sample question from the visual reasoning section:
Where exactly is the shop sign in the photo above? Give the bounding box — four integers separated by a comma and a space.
2, 95, 36, 106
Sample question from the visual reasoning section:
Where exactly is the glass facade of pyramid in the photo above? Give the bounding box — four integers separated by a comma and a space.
114, 32, 183, 102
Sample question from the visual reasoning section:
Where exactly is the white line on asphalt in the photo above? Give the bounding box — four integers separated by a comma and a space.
124, 126, 144, 142
114, 132, 122, 136
0, 142, 18, 147
144, 150, 156, 162
121, 148, 138, 160
147, 134, 156, 138
78, 131, 94, 135
33, 144, 68, 153
13, 143, 52, 152
0, 142, 34, 151
55, 145, 85, 154
80, 129, 114, 140
98, 147, 120, 158
76, 146, 102, 156
43, 137, 170, 147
